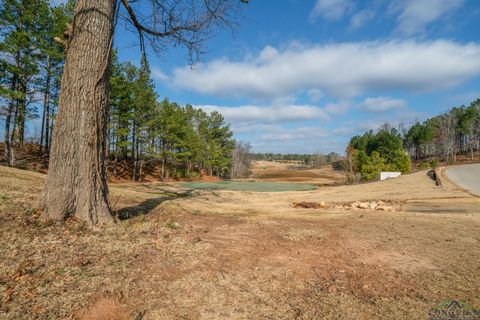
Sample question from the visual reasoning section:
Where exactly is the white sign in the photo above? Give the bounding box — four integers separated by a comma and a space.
380, 172, 401, 181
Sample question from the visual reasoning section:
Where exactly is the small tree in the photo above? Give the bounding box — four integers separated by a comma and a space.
231, 141, 251, 178
437, 112, 458, 163
348, 126, 412, 181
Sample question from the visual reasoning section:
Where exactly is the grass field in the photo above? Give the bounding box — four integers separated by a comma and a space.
1, 165, 480, 319
248, 160, 346, 185
181, 181, 317, 192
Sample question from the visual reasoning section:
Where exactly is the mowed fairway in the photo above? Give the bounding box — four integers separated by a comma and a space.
1, 165, 480, 319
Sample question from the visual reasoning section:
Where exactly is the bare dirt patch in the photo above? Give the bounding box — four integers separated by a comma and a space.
73, 295, 134, 320
1, 165, 480, 319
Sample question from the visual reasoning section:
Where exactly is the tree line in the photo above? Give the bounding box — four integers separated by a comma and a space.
1, 0, 74, 165
403, 99, 480, 163
109, 53, 235, 180
1, 0, 236, 181
346, 98, 480, 181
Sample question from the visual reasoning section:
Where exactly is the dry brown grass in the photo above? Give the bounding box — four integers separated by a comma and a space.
1, 165, 480, 319
248, 161, 346, 185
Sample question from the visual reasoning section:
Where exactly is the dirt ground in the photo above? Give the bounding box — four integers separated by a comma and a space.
248, 161, 346, 185
1, 165, 480, 319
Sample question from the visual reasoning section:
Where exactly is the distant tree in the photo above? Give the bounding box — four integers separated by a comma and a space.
456, 103, 479, 160
37, 1, 73, 153
405, 122, 434, 160
437, 112, 458, 163
348, 127, 411, 181
231, 141, 251, 178
343, 145, 357, 182
204, 111, 236, 177
0, 0, 48, 164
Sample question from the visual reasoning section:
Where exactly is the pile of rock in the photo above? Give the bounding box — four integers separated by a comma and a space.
293, 200, 397, 212
293, 201, 328, 209
348, 200, 396, 212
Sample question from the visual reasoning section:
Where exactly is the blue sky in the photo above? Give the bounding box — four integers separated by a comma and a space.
75, 1, 480, 154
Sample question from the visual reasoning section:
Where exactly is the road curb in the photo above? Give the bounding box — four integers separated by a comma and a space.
433, 167, 443, 186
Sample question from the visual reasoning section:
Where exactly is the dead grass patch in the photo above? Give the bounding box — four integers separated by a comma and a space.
1, 165, 480, 319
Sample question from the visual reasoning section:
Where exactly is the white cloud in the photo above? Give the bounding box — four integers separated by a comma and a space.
172, 40, 480, 100
350, 9, 375, 29
234, 124, 342, 153
358, 97, 406, 113
258, 127, 328, 142
195, 101, 352, 154
187, 112, 342, 153
392, 0, 465, 36
196, 103, 331, 124
324, 101, 350, 115
310, 0, 354, 21
353, 108, 424, 132
151, 67, 169, 81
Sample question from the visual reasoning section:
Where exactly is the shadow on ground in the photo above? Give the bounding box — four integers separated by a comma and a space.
331, 160, 344, 171
117, 189, 194, 220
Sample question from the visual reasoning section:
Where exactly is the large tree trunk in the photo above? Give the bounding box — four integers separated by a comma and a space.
39, 0, 117, 224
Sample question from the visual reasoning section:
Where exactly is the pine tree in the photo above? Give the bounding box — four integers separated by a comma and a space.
0, 0, 45, 162
37, 1, 73, 153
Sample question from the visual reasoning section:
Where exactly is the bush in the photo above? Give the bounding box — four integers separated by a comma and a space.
360, 151, 385, 181
418, 161, 430, 170
187, 171, 201, 179
350, 127, 412, 181
391, 150, 411, 174
355, 149, 411, 181
429, 158, 439, 169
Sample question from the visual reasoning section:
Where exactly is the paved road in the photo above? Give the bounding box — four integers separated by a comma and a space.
444, 164, 480, 196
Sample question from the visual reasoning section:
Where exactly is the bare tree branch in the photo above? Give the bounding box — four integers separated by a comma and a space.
118, 0, 247, 62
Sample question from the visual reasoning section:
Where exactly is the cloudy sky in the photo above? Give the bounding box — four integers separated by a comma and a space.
114, 0, 480, 154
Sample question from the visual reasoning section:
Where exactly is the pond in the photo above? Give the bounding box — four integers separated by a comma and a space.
180, 181, 317, 192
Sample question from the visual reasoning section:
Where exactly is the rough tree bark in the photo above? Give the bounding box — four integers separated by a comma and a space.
39, 1, 117, 224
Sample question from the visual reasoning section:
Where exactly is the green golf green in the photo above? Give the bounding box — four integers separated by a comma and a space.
180, 181, 316, 192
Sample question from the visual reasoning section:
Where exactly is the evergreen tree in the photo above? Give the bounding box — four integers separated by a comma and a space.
107, 59, 236, 182
1, 0, 45, 162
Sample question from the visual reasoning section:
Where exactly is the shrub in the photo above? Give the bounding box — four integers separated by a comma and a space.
391, 150, 411, 174
360, 151, 386, 181
418, 161, 430, 170
349, 127, 412, 181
